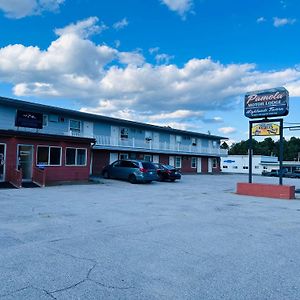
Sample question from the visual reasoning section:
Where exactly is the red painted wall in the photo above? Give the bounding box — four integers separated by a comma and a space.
181, 156, 197, 173
0, 136, 91, 184
92, 150, 110, 175
159, 154, 169, 165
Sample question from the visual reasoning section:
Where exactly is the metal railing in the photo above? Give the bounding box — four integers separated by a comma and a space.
94, 135, 228, 156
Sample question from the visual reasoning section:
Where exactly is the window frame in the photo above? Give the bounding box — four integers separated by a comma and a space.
65, 147, 87, 166
175, 156, 182, 168
43, 115, 48, 127
119, 153, 129, 160
176, 135, 182, 143
212, 158, 218, 168
144, 154, 152, 162
120, 127, 129, 139
36, 145, 62, 167
191, 157, 197, 168
69, 119, 81, 134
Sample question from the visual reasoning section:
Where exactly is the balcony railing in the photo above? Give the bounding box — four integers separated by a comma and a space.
94, 135, 228, 156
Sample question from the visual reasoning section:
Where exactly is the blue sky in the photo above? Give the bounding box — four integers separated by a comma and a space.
0, 0, 300, 144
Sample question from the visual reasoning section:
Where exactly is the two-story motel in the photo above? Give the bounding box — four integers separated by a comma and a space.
0, 96, 228, 187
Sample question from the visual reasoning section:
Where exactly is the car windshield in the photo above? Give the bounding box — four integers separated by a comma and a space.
142, 162, 155, 169
153, 163, 162, 169
163, 165, 175, 170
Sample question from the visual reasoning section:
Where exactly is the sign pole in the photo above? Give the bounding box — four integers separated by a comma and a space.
279, 118, 284, 185
249, 121, 253, 183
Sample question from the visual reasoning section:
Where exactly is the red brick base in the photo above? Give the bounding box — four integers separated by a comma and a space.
236, 182, 295, 200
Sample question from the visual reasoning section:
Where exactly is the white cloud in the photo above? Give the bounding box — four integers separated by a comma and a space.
55, 16, 107, 38
273, 17, 296, 27
218, 127, 237, 134
204, 117, 223, 123
0, 0, 64, 19
149, 47, 160, 54
149, 110, 204, 121
118, 51, 145, 66
161, 0, 194, 19
113, 18, 129, 30
256, 17, 266, 23
155, 53, 174, 64
1, 17, 300, 132
114, 40, 121, 48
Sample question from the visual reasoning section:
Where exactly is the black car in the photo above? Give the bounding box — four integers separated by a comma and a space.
153, 163, 181, 182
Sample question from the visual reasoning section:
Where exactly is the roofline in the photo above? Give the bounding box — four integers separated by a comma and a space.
0, 129, 96, 143
0, 96, 228, 140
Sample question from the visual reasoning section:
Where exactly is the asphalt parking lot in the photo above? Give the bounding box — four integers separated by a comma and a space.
1, 174, 300, 299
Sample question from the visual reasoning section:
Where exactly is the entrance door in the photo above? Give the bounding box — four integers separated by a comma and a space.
169, 156, 175, 167
208, 158, 213, 173
170, 135, 176, 150
110, 152, 118, 164
197, 157, 202, 173
153, 132, 160, 149
153, 155, 159, 163
0, 144, 6, 182
111, 126, 119, 146
18, 145, 33, 181
83, 121, 94, 138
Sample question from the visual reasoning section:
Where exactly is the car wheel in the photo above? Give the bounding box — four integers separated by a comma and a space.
129, 174, 137, 184
103, 171, 110, 179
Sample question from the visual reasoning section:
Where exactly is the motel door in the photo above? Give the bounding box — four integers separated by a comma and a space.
18, 145, 33, 181
208, 158, 213, 173
111, 126, 119, 146
83, 121, 94, 138
197, 157, 202, 174
0, 144, 5, 182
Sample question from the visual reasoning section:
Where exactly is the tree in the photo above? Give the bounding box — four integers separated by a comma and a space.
220, 141, 229, 149
228, 137, 300, 161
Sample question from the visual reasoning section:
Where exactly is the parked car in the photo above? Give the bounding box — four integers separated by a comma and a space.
153, 163, 181, 182
287, 170, 300, 179
102, 160, 158, 183
262, 168, 289, 177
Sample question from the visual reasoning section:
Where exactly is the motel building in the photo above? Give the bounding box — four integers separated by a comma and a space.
0, 97, 228, 188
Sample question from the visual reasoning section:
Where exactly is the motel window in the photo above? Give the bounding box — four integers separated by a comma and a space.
175, 156, 182, 168
212, 141, 217, 148
70, 120, 81, 134
212, 158, 217, 168
37, 146, 61, 166
145, 131, 152, 142
176, 135, 182, 143
43, 115, 48, 127
191, 138, 197, 146
120, 128, 129, 139
144, 155, 152, 162
66, 148, 87, 166
119, 153, 129, 160
191, 157, 197, 168
77, 149, 86, 165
